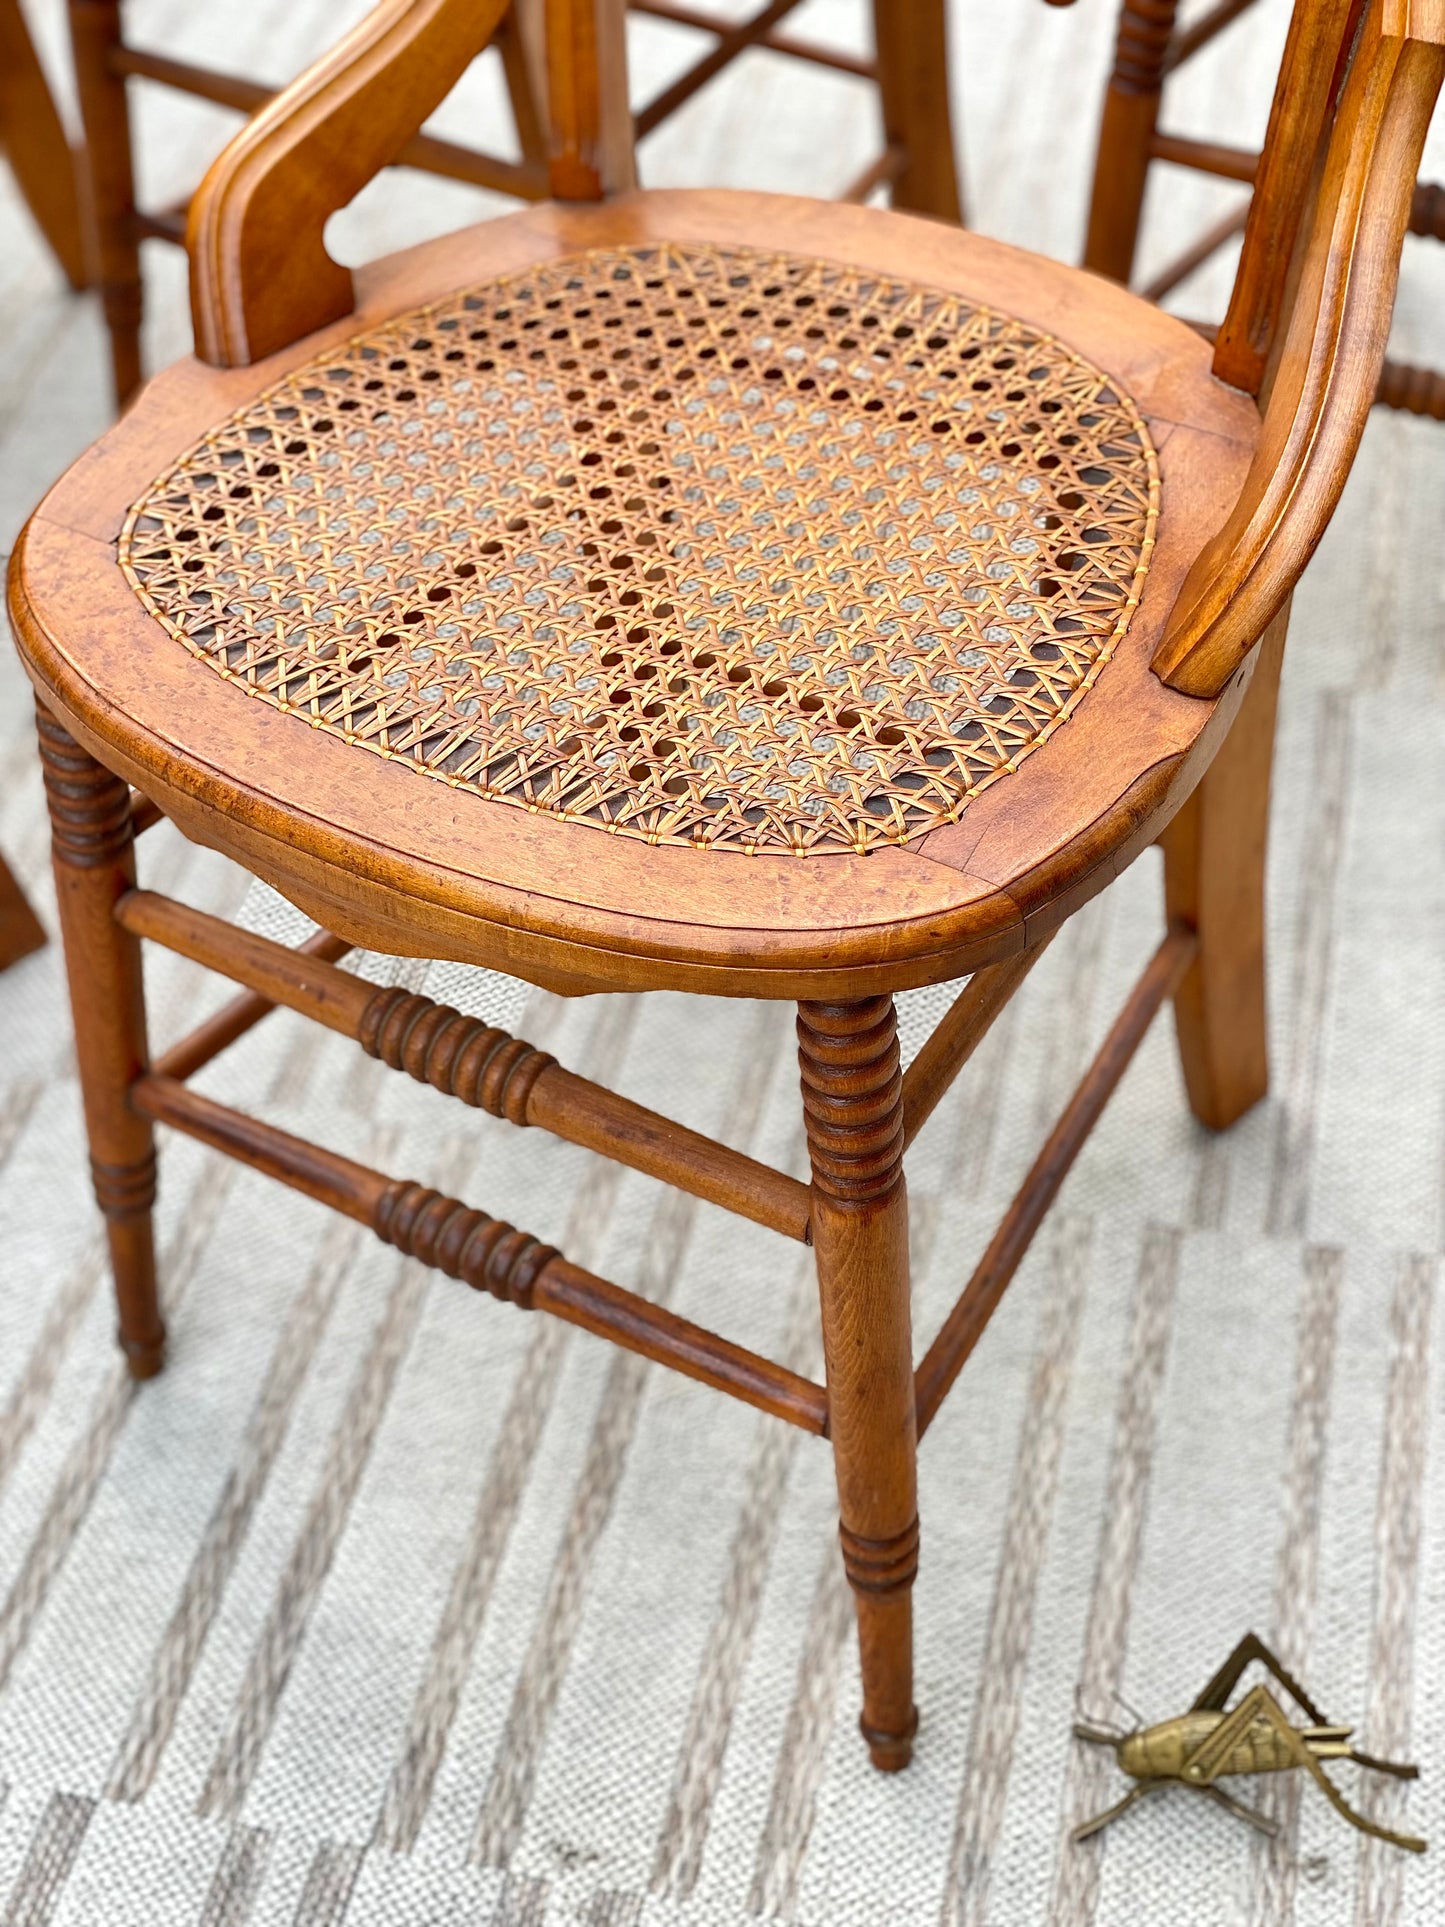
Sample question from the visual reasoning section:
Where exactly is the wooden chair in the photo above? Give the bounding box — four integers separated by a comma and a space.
1083, 0, 1445, 418
9, 0, 1440, 1773
69, 0, 959, 409
0, 0, 69, 970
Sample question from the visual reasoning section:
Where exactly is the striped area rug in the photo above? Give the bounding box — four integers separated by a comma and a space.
3, 2, 1445, 1920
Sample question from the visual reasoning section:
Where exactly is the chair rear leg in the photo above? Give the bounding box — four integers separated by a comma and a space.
1083, 0, 1182, 282
871, 0, 963, 224
1162, 605, 1288, 1131
0, 852, 46, 971
36, 703, 163, 1377
69, 0, 144, 408
799, 995, 919, 1771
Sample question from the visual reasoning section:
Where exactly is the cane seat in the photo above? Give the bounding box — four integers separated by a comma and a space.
10, 192, 1259, 996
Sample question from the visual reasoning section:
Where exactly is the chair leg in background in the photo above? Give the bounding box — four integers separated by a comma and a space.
1082, 0, 1182, 281
1162, 605, 1288, 1131
0, 852, 46, 971
69, 0, 144, 408
872, 0, 963, 223
799, 994, 919, 1771
0, 0, 89, 288
37, 703, 164, 1377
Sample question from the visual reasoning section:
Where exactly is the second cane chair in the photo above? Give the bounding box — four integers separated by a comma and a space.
0, 0, 67, 971
1084, 0, 1445, 417
10, 0, 1443, 1771
70, 0, 960, 410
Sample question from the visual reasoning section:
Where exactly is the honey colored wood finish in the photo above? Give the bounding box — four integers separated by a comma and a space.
72, 0, 959, 405
0, 0, 88, 288
9, 0, 1439, 1776
1084, 0, 1445, 421
799, 996, 918, 1770
35, 702, 162, 1376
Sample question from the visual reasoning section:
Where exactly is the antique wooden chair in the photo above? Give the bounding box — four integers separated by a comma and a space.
70, 0, 959, 408
0, 0, 72, 971
9, 0, 1440, 1772
1082, 0, 1445, 417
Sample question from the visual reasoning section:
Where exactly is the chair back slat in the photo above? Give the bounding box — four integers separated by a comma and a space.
1214, 0, 1366, 394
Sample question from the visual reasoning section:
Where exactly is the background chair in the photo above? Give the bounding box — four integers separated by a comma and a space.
10, 0, 1440, 1778
0, 0, 67, 969
1082, 0, 1445, 418
69, 0, 960, 408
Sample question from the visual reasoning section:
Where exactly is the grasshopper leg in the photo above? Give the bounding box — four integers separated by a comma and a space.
1197, 1782, 1279, 1837
1072, 1781, 1165, 1843
1350, 1748, 1419, 1781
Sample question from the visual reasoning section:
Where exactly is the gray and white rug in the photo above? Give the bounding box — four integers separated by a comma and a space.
2, 2, 1445, 1921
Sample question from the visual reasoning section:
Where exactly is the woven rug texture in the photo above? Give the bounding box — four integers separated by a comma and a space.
2, 1, 1445, 1921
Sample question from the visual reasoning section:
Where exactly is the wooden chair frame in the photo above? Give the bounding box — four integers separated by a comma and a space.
10, 0, 1443, 1774
1083, 0, 1445, 418
69, 0, 959, 406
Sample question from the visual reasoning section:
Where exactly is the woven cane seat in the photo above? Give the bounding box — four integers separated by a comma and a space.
14, 196, 1258, 990
117, 241, 1158, 859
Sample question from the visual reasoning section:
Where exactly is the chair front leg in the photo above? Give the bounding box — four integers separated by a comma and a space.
798, 994, 918, 1771
36, 703, 163, 1377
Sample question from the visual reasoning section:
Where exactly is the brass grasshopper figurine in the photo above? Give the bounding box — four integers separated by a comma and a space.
1072, 1634, 1425, 1853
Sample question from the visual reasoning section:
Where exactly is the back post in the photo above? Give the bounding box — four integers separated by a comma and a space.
1212, 0, 1366, 396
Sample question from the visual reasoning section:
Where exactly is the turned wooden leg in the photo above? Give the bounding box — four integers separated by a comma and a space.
37, 703, 163, 1377
1082, 0, 1182, 282
1162, 606, 1288, 1131
871, 0, 963, 224
0, 852, 46, 971
0, 0, 89, 288
798, 995, 918, 1771
68, 0, 143, 408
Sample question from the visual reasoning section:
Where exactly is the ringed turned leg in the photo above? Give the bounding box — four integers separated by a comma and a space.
1162, 605, 1288, 1130
68, 0, 144, 407
798, 995, 918, 1770
870, 0, 963, 223
1083, 0, 1183, 282
0, 851, 46, 970
36, 702, 163, 1376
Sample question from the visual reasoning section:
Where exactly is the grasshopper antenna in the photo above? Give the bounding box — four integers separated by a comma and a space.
1110, 1686, 1146, 1730
1072, 1684, 1123, 1745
